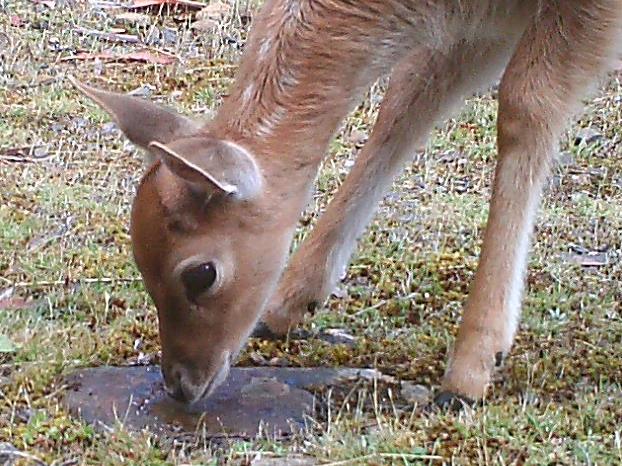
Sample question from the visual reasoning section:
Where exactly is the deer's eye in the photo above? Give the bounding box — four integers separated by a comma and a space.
181, 262, 217, 301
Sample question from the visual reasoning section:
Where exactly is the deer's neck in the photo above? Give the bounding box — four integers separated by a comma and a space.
212, 1, 386, 201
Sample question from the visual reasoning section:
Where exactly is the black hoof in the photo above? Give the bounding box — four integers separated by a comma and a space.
290, 328, 312, 339
433, 391, 475, 412
250, 322, 284, 340
250, 322, 311, 341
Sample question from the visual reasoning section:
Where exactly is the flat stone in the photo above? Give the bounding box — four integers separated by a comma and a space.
562, 251, 608, 267
63, 366, 388, 439
574, 127, 602, 146
0, 442, 19, 466
400, 382, 431, 405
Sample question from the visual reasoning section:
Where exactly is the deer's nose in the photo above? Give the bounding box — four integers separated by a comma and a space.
162, 365, 201, 404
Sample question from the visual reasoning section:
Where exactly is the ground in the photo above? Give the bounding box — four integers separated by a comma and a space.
1, 1, 621, 464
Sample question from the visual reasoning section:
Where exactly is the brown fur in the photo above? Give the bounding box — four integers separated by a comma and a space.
72, 0, 622, 404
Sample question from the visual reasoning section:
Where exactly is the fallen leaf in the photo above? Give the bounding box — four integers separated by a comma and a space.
0, 297, 29, 310
62, 49, 176, 65
10, 15, 23, 27
128, 0, 207, 13
0, 335, 16, 353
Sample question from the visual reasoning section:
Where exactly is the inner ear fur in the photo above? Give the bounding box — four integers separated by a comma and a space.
149, 137, 264, 201
68, 76, 201, 151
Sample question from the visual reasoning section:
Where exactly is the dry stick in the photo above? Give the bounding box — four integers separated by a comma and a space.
1, 277, 142, 288
10, 77, 59, 90
0, 154, 54, 163
321, 453, 444, 465
343, 292, 418, 319
73, 26, 141, 44
231, 452, 443, 463
0, 145, 53, 163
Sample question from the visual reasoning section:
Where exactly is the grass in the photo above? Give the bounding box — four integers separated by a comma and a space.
1, 0, 621, 464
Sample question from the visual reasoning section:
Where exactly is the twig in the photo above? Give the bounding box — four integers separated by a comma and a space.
87, 0, 125, 9
230, 452, 443, 465
0, 277, 142, 288
343, 292, 418, 319
184, 64, 238, 73
10, 77, 59, 90
0, 154, 52, 163
73, 26, 141, 44
321, 453, 443, 465
0, 145, 50, 163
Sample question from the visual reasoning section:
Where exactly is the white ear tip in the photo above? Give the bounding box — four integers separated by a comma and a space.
222, 184, 238, 195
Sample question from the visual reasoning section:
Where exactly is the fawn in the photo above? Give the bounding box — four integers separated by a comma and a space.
72, 0, 622, 407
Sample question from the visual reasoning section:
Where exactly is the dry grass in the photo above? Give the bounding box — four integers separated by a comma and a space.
1, 0, 621, 464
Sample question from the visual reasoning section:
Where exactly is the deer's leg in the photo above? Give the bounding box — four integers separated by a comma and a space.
437, 1, 621, 407
257, 42, 512, 337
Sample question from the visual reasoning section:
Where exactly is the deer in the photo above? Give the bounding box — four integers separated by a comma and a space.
70, 0, 622, 408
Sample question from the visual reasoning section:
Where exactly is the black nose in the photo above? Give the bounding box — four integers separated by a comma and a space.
162, 366, 192, 403
166, 382, 188, 403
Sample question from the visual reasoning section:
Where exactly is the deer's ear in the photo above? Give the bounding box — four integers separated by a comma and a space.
68, 76, 200, 152
149, 137, 263, 200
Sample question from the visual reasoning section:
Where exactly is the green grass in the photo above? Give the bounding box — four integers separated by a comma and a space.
1, 0, 621, 464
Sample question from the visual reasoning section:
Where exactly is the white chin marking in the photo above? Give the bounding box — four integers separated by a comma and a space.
202, 351, 232, 400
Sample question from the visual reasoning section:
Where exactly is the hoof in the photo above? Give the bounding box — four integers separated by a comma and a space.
250, 322, 311, 341
250, 322, 284, 340
433, 391, 475, 412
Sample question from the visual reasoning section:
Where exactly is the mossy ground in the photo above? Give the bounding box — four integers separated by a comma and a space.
1, 1, 621, 464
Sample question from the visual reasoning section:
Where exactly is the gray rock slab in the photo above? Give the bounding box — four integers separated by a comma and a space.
63, 366, 391, 439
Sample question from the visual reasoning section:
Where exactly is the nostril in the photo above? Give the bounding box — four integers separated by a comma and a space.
163, 363, 219, 404
167, 384, 188, 402
162, 366, 189, 402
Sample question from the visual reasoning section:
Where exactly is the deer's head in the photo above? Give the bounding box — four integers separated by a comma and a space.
72, 78, 295, 403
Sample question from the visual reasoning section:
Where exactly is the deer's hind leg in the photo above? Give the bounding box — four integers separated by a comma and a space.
256, 39, 515, 337
437, 0, 622, 408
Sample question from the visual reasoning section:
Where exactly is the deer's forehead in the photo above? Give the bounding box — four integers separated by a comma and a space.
135, 162, 280, 240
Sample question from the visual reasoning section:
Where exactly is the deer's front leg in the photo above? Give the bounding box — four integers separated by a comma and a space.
437, 2, 621, 406
257, 54, 436, 336
258, 42, 508, 337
